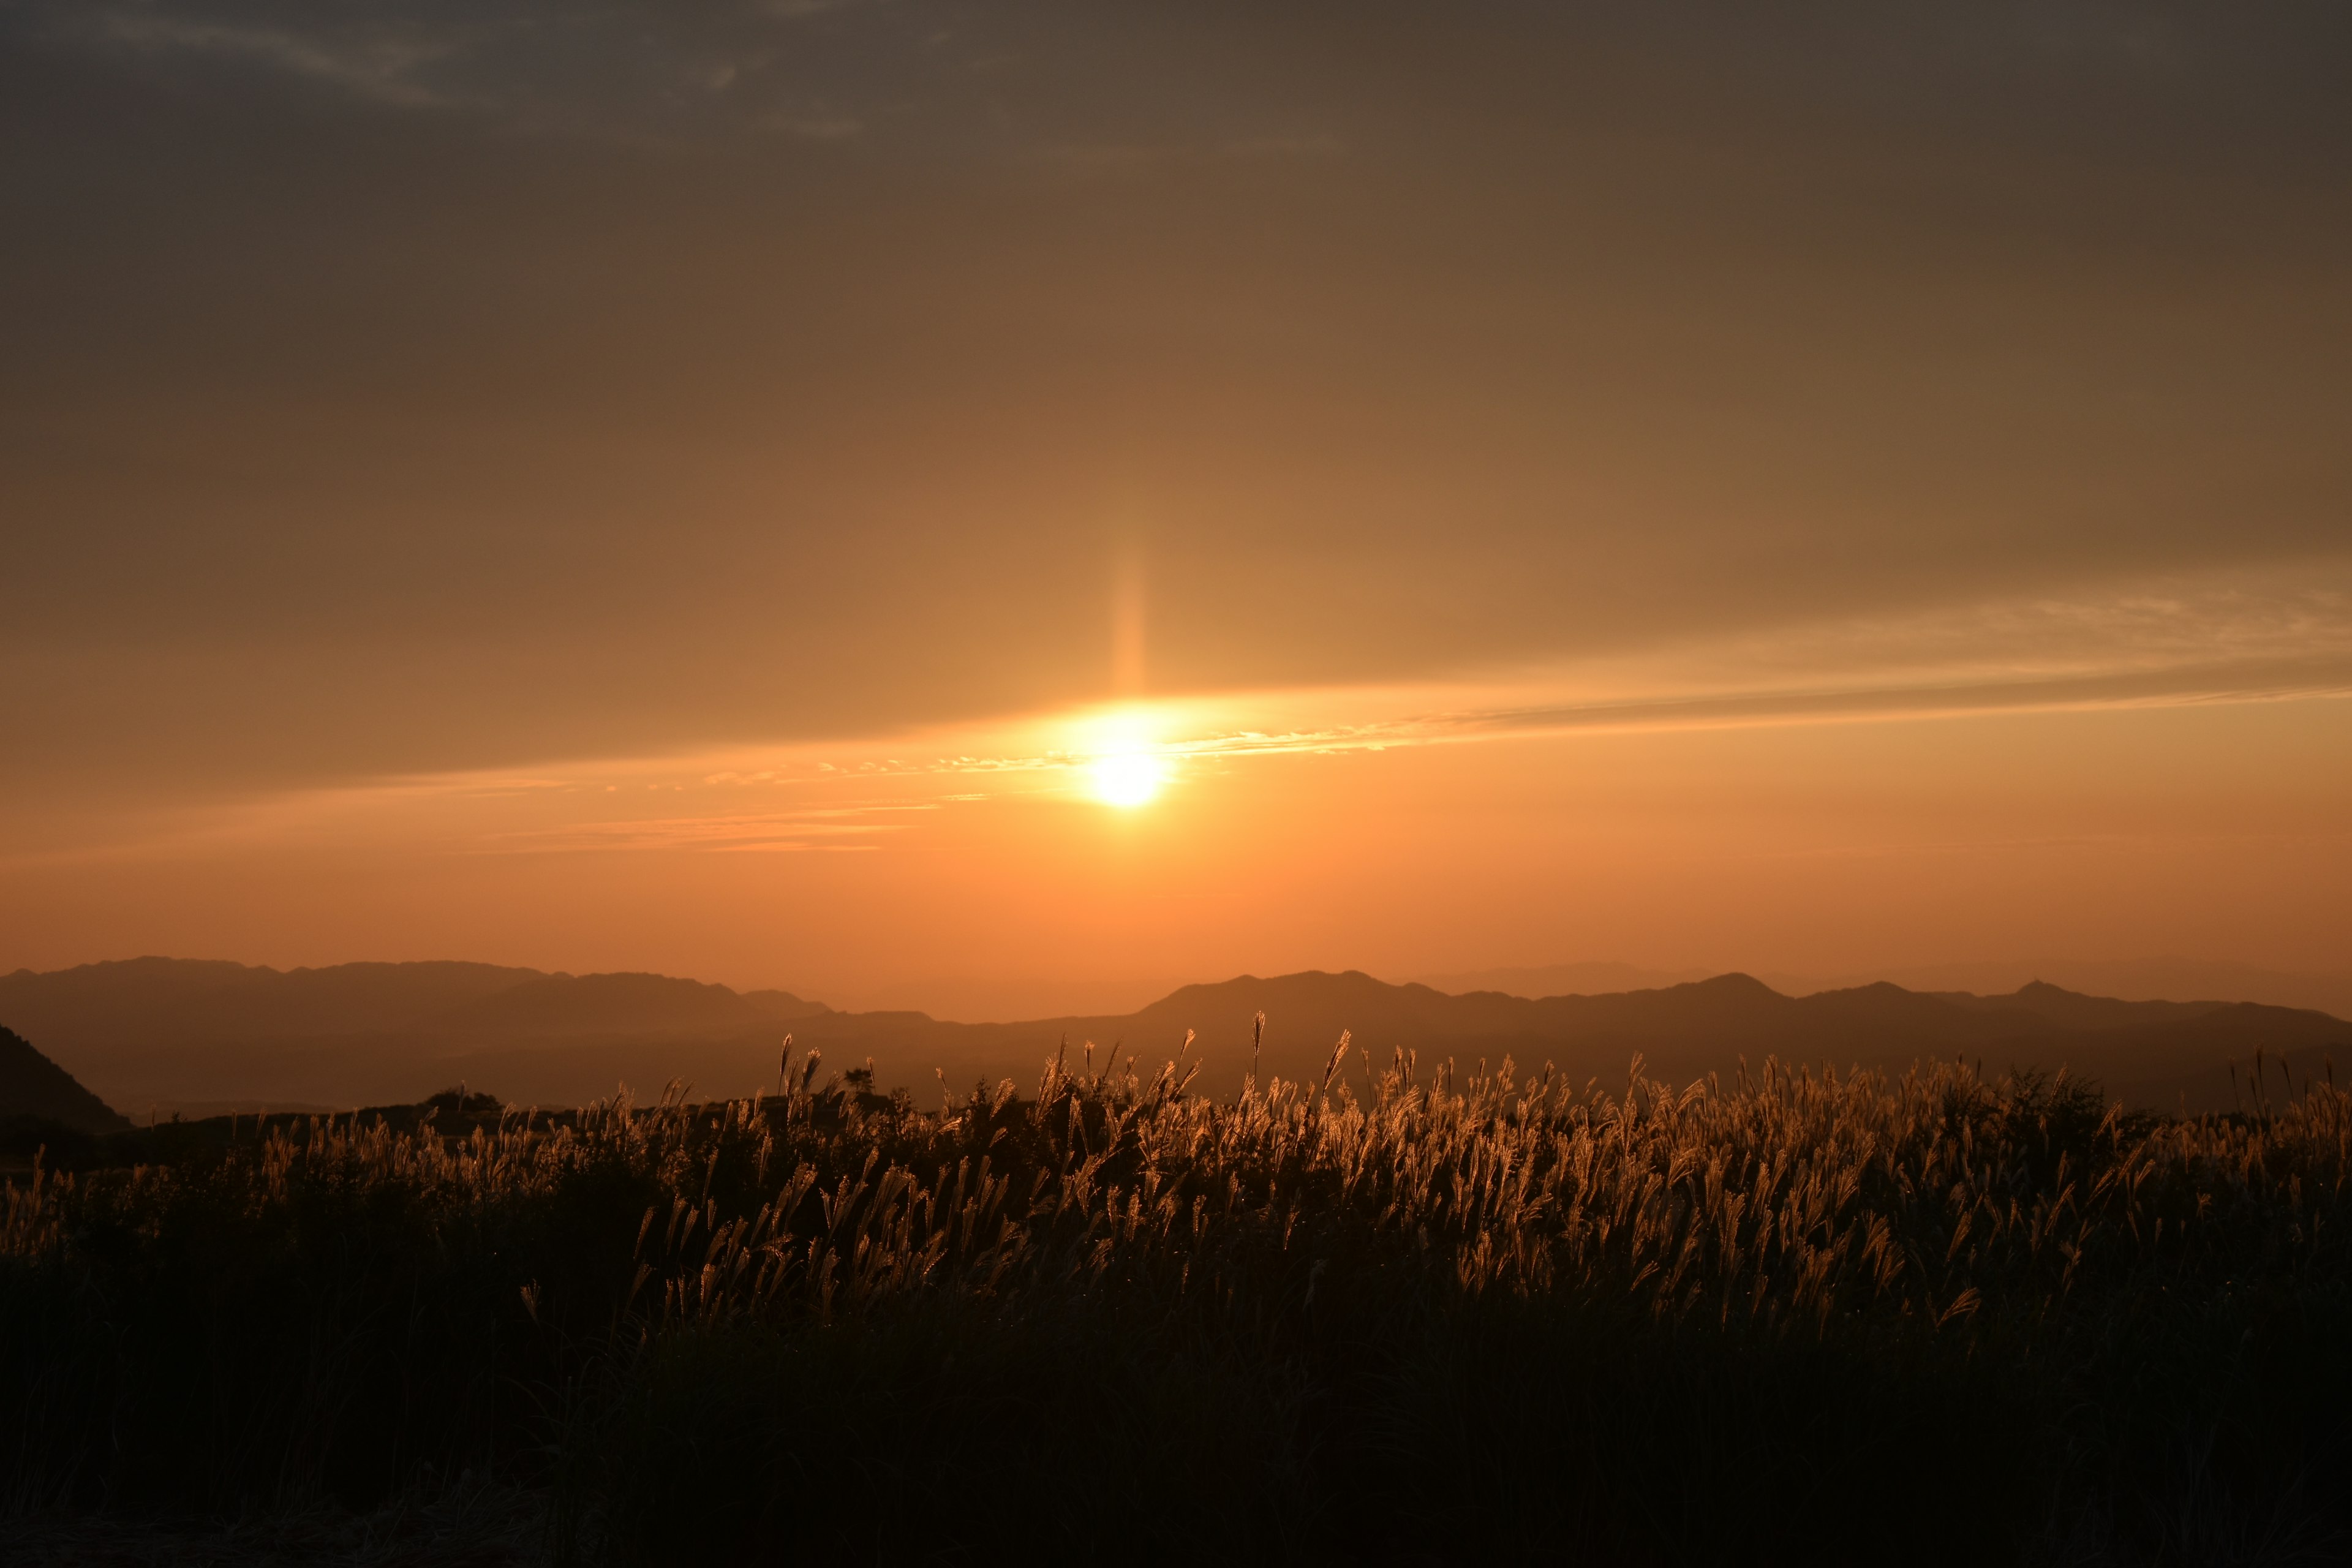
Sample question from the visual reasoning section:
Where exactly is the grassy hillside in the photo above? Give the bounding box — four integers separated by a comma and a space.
4, 1048, 2348, 1563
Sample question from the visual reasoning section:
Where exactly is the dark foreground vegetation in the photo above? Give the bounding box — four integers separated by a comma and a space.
4, 1043, 2350, 1566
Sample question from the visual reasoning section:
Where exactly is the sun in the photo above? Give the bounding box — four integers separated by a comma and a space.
1090, 749, 1164, 808
1068, 703, 1175, 807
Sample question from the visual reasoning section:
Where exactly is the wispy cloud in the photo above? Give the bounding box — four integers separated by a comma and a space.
1381, 651, 2352, 750
473, 804, 937, 854
805, 570, 2352, 778
61, 0, 1327, 161
9, 568, 2346, 871
71, 2, 884, 138
102, 12, 461, 106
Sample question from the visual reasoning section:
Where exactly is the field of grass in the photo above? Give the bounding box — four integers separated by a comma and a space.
4, 1036, 2350, 1565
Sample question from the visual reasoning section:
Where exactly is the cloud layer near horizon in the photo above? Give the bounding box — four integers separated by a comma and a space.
7, 0, 2350, 799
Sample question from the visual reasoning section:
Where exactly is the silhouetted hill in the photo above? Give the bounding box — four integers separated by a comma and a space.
1440, 960, 2352, 1030
0, 1025, 129, 1133
742, 989, 836, 1023
2075, 1002, 2352, 1111
1930, 979, 2228, 1033
7, 959, 2345, 1116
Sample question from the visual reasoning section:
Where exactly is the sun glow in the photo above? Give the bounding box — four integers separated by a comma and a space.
1068, 703, 1175, 809
1090, 749, 1164, 808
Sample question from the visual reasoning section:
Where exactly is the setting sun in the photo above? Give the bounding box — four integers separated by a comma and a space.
1090, 750, 1164, 807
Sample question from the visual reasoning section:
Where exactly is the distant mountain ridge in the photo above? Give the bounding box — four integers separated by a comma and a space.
0, 958, 829, 1045
0, 959, 834, 1114
1060, 971, 2348, 1111
4, 958, 2345, 1118
1420, 959, 2352, 1025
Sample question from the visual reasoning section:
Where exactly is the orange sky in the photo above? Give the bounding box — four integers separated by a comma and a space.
4, 2, 2349, 1017
9, 656, 2348, 1017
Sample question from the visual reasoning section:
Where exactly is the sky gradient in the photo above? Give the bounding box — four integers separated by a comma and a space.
5, 1, 2349, 1017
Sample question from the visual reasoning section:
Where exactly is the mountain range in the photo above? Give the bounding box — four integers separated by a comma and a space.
1417, 958, 2352, 1025
5, 957, 2348, 1120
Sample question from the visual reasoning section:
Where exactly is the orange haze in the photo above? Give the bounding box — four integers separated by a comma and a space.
4, 3, 2350, 1015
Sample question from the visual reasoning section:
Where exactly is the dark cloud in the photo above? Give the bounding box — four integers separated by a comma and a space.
4, 1, 2348, 794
